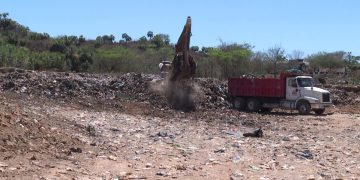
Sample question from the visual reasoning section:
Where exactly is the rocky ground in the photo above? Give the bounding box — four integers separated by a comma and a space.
0, 71, 360, 179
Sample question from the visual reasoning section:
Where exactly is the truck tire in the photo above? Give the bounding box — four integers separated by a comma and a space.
314, 109, 325, 115
297, 101, 310, 115
233, 97, 245, 110
247, 98, 260, 112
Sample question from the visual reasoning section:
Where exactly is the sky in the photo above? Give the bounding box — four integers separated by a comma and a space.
1, 0, 359, 56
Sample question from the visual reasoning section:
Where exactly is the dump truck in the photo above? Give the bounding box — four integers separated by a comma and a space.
228, 73, 332, 115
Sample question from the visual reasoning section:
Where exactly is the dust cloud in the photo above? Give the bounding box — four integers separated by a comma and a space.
150, 78, 200, 112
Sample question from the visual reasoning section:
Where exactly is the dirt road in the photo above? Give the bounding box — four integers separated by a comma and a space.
1, 92, 359, 180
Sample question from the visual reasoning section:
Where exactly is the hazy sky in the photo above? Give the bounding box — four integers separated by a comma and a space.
1, 0, 359, 56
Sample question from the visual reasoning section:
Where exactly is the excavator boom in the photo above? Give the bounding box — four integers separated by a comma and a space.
169, 16, 196, 81
175, 17, 191, 53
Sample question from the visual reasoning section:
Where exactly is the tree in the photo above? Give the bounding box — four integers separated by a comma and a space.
307, 51, 345, 69
250, 51, 267, 74
0, 12, 9, 19
201, 47, 214, 53
206, 43, 253, 78
102, 34, 115, 44
78, 35, 86, 44
345, 52, 360, 65
266, 45, 287, 77
78, 52, 93, 71
138, 36, 148, 50
122, 33, 132, 43
190, 46, 199, 52
147, 31, 153, 40
109, 34, 115, 43
287, 50, 304, 60
139, 36, 147, 42
152, 34, 170, 48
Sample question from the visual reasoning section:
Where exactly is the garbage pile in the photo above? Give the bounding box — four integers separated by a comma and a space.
326, 85, 360, 105
2, 71, 357, 110
0, 71, 230, 110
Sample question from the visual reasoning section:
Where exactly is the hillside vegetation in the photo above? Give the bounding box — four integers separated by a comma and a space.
1, 12, 359, 81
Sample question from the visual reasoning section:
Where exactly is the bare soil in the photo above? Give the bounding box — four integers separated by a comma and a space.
0, 71, 359, 179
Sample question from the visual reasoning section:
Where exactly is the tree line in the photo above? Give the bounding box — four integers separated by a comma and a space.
1, 12, 359, 82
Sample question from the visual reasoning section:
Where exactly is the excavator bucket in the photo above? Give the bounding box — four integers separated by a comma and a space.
169, 16, 196, 81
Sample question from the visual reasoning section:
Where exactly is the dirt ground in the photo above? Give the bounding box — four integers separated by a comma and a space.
1, 90, 360, 180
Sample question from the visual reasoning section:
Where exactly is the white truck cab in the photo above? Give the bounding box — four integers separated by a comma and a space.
285, 76, 332, 114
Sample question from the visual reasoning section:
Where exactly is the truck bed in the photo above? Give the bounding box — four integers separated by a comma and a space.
228, 76, 286, 98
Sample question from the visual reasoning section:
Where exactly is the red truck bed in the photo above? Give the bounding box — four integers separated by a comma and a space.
228, 74, 291, 98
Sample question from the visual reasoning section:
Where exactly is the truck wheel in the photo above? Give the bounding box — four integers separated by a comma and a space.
314, 109, 325, 115
233, 97, 245, 110
247, 99, 260, 112
297, 101, 310, 115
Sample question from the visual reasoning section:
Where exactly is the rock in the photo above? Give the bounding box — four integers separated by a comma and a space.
243, 128, 263, 138
69, 147, 82, 153
110, 128, 121, 132
66, 167, 73, 171
118, 171, 132, 178
214, 148, 225, 153
33, 119, 38, 124
108, 155, 118, 161
282, 137, 291, 141
30, 155, 37, 160
156, 131, 168, 137
156, 171, 167, 176
175, 164, 186, 170
86, 125, 96, 136
9, 167, 17, 171
249, 165, 260, 171
0, 162, 8, 167
307, 176, 316, 180
20, 86, 27, 93
145, 163, 152, 168
296, 149, 314, 159
232, 155, 241, 163
230, 172, 244, 180
281, 164, 295, 170
4, 114, 11, 119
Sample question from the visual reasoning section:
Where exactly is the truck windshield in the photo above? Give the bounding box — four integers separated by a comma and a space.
297, 78, 313, 87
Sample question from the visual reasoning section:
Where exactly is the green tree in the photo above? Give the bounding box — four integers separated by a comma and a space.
190, 46, 199, 52
102, 34, 115, 44
139, 36, 147, 42
344, 52, 360, 65
152, 34, 170, 48
122, 33, 132, 43
204, 43, 253, 78
307, 51, 346, 69
78, 35, 86, 44
147, 31, 153, 40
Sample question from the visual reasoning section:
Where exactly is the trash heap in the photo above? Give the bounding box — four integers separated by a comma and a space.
2, 71, 357, 110
325, 85, 360, 105
0, 71, 230, 110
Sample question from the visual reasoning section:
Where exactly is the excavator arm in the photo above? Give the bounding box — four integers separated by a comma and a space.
169, 16, 196, 81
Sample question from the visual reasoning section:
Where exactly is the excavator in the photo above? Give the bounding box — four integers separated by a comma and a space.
158, 16, 197, 111
167, 16, 197, 81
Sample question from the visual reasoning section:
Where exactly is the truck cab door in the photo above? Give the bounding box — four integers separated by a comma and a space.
286, 78, 301, 100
